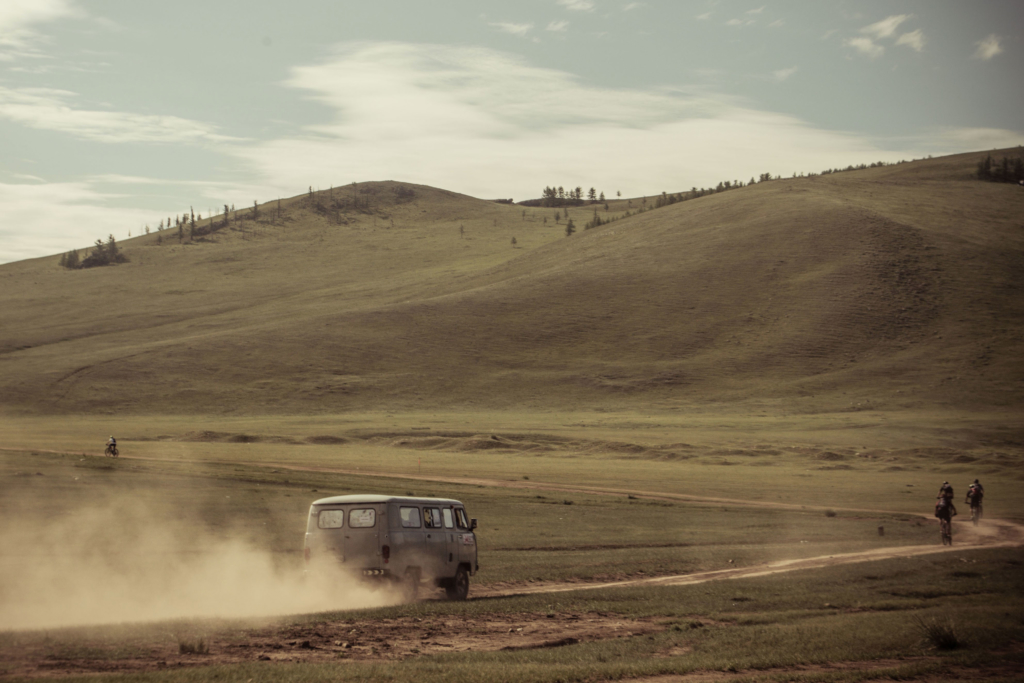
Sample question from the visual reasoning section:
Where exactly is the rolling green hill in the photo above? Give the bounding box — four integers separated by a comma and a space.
2, 150, 1022, 418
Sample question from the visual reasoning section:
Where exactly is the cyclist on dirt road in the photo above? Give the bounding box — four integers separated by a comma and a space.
106, 435, 116, 453
966, 479, 984, 521
938, 481, 954, 502
935, 483, 957, 544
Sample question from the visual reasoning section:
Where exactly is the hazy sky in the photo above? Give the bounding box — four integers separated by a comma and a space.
1, 0, 1022, 263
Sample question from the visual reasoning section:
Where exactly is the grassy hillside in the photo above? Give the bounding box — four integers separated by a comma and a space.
1, 150, 1022, 418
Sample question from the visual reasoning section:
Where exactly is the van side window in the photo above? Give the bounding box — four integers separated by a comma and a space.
399, 507, 422, 528
442, 508, 454, 529
454, 508, 469, 530
424, 508, 442, 529
349, 509, 376, 528
318, 510, 345, 529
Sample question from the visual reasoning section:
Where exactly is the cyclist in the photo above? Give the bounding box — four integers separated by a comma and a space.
935, 482, 957, 545
938, 481, 954, 502
965, 479, 984, 523
106, 436, 117, 454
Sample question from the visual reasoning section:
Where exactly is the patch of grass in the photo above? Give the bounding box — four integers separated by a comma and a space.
177, 636, 209, 655
913, 614, 961, 650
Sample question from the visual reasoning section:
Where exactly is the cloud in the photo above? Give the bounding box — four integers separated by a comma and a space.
546, 20, 569, 32
768, 19, 784, 28
726, 18, 753, 27
845, 36, 884, 59
0, 181, 155, 263
696, 12, 711, 20
973, 34, 1002, 60
746, 6, 765, 14
490, 22, 532, 37
222, 42, 934, 211
623, 2, 645, 10
0, 86, 238, 143
0, 0, 81, 60
772, 67, 798, 82
895, 29, 924, 52
861, 14, 910, 40
556, 0, 594, 10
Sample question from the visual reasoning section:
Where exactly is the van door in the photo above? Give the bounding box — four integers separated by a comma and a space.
442, 507, 457, 576
422, 507, 447, 579
343, 505, 382, 572
454, 506, 477, 572
313, 507, 346, 565
396, 505, 427, 577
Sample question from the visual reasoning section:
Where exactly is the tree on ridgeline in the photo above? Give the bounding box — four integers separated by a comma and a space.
978, 154, 1024, 184
251, 200, 259, 220
79, 234, 128, 268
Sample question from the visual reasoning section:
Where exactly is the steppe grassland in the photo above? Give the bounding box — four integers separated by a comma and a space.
3, 411, 1020, 521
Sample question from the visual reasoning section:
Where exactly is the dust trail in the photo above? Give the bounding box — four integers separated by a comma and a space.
0, 500, 400, 631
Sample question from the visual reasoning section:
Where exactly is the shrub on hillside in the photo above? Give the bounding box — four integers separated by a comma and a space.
977, 155, 1024, 184
78, 235, 129, 269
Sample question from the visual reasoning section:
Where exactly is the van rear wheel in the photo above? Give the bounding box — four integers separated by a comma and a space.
403, 569, 420, 602
446, 566, 469, 601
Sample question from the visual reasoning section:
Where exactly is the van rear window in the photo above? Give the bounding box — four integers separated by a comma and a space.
349, 509, 376, 528
317, 510, 345, 529
399, 507, 421, 528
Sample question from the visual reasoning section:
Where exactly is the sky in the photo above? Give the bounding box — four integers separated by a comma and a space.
1, 0, 1022, 263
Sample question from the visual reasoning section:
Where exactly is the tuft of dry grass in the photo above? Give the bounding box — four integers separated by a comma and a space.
913, 615, 961, 650
177, 637, 209, 655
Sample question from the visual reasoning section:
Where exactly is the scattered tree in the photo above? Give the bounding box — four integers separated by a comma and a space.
565, 218, 576, 237
251, 200, 259, 220
79, 234, 128, 268
459, 224, 465, 238
511, 236, 517, 248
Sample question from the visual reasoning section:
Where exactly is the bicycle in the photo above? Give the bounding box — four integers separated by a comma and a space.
970, 504, 982, 526
104, 444, 119, 457
939, 517, 952, 545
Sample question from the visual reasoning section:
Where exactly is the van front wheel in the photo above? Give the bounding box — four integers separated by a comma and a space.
446, 566, 469, 601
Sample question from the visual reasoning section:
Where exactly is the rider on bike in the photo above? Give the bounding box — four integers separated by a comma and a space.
106, 436, 116, 452
938, 481, 954, 503
966, 479, 984, 517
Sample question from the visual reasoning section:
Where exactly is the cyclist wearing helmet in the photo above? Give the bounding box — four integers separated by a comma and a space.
966, 479, 984, 520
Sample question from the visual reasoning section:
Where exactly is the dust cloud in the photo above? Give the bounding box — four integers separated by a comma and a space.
0, 500, 401, 631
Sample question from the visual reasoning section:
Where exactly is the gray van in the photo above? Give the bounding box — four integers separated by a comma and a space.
304, 495, 478, 600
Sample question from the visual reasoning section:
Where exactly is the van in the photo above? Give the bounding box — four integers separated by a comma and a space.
304, 495, 478, 600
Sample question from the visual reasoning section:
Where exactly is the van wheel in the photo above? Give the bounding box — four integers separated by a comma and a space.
403, 570, 420, 602
446, 566, 469, 601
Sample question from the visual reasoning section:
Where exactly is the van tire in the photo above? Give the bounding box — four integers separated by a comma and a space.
446, 566, 469, 601
403, 569, 420, 602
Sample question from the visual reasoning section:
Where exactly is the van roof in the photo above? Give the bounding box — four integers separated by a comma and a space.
311, 494, 463, 506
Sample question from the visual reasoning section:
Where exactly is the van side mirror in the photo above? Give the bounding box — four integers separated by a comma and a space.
470, 518, 478, 530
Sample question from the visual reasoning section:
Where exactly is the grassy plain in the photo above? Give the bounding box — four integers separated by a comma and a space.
2, 149, 1023, 680
2, 410, 1022, 681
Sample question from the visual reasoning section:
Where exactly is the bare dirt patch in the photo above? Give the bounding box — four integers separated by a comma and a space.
0, 612, 664, 679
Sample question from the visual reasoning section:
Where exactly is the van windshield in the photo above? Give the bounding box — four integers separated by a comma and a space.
318, 509, 345, 529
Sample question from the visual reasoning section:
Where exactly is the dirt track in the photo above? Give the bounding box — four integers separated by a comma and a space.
2, 448, 1021, 679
